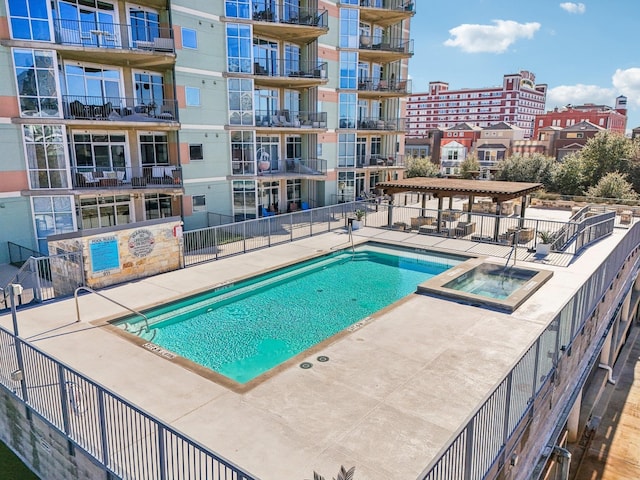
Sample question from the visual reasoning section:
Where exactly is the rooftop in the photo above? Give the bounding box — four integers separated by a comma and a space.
0, 206, 627, 479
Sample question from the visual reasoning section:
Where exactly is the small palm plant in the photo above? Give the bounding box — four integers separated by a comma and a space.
354, 209, 365, 221
313, 465, 356, 480
537, 230, 554, 244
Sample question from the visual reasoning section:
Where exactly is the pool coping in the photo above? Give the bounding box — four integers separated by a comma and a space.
417, 257, 554, 312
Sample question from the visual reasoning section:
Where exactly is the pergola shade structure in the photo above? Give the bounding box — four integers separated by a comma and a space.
375, 178, 544, 239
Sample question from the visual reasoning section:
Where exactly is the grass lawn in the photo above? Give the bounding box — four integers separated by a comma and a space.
0, 440, 39, 479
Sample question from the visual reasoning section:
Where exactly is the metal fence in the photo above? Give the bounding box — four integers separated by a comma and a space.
418, 220, 640, 480
183, 203, 360, 266
0, 324, 258, 480
1, 252, 84, 311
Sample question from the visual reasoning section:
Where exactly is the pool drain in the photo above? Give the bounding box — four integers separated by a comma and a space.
317, 356, 329, 362
300, 362, 313, 369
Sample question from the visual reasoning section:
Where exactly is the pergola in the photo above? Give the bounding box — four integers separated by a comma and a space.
375, 178, 544, 239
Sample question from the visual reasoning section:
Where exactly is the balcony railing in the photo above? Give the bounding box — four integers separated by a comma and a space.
357, 117, 407, 131
253, 60, 327, 79
358, 35, 414, 54
254, 109, 327, 128
359, 0, 415, 12
71, 166, 182, 189
357, 78, 412, 94
252, 3, 328, 28
356, 154, 405, 167
53, 18, 175, 52
62, 95, 178, 122
232, 158, 327, 176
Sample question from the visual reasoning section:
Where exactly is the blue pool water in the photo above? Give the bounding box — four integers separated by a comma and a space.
118, 245, 461, 383
443, 264, 537, 300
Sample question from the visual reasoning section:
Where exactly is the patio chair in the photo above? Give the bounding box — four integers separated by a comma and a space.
262, 207, 275, 217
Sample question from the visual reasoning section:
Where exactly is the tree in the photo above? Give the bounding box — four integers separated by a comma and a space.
551, 153, 587, 196
579, 131, 635, 187
404, 156, 440, 178
494, 153, 556, 189
459, 155, 480, 179
586, 171, 638, 201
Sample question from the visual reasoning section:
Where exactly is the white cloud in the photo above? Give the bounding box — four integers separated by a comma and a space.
546, 84, 615, 109
559, 2, 586, 14
443, 20, 541, 54
612, 68, 640, 106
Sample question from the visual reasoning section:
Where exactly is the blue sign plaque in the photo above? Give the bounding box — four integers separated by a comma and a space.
90, 237, 120, 273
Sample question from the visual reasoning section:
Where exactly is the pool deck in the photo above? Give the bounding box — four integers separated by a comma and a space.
0, 215, 629, 479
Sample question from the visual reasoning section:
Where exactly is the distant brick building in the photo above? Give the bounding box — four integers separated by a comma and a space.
406, 70, 547, 139
533, 97, 627, 138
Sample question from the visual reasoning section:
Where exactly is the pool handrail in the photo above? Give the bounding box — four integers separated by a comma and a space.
74, 286, 152, 335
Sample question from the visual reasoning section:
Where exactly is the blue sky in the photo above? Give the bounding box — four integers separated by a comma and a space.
409, 1, 640, 132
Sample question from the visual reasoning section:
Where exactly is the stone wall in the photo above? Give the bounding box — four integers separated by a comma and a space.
48, 217, 182, 289
0, 388, 106, 479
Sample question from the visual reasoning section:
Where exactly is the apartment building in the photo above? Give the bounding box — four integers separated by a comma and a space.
0, 0, 414, 262
406, 70, 547, 139
532, 96, 627, 139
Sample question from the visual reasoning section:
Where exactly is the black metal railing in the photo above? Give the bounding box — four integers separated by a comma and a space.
70, 166, 182, 189
252, 3, 328, 27
358, 36, 413, 54
355, 154, 406, 167
252, 59, 327, 79
356, 117, 407, 131
253, 109, 327, 128
357, 77, 411, 94
359, 0, 415, 12
62, 95, 178, 122
53, 18, 174, 52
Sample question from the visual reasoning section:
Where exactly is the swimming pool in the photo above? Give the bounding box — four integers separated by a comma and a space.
115, 244, 463, 384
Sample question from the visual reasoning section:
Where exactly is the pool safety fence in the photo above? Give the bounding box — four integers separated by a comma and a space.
1, 252, 84, 311
418, 220, 640, 480
0, 324, 258, 480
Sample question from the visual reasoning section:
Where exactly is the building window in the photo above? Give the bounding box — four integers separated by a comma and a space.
339, 93, 357, 128
286, 179, 301, 207
231, 131, 255, 174
182, 27, 197, 49
192, 194, 206, 212
339, 51, 357, 89
73, 132, 127, 172
32, 195, 75, 253
23, 124, 69, 189
338, 171, 355, 202
338, 133, 356, 167
145, 193, 173, 219
140, 133, 169, 165
228, 78, 253, 125
339, 8, 359, 48
129, 8, 160, 47
14, 49, 59, 117
224, 0, 250, 18
233, 180, 257, 221
189, 144, 203, 161
79, 194, 131, 230
226, 24, 251, 73
185, 86, 200, 106
7, 0, 50, 41
134, 71, 164, 107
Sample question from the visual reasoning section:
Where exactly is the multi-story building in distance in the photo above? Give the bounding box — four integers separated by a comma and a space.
406, 70, 547, 140
533, 97, 627, 139
0, 0, 414, 262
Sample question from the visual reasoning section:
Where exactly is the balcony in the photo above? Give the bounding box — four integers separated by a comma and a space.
357, 78, 411, 98
252, 110, 327, 130
71, 166, 183, 190
231, 157, 327, 178
51, 19, 175, 67
358, 0, 415, 27
62, 96, 178, 124
251, 4, 329, 42
356, 117, 408, 132
358, 36, 413, 61
251, 60, 328, 87
356, 154, 406, 168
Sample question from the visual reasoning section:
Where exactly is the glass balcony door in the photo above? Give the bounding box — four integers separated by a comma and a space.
56, 0, 118, 47
65, 64, 122, 112
129, 8, 160, 48
73, 132, 129, 174
253, 38, 278, 76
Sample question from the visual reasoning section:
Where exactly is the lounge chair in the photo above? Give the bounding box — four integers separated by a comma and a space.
262, 207, 275, 217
